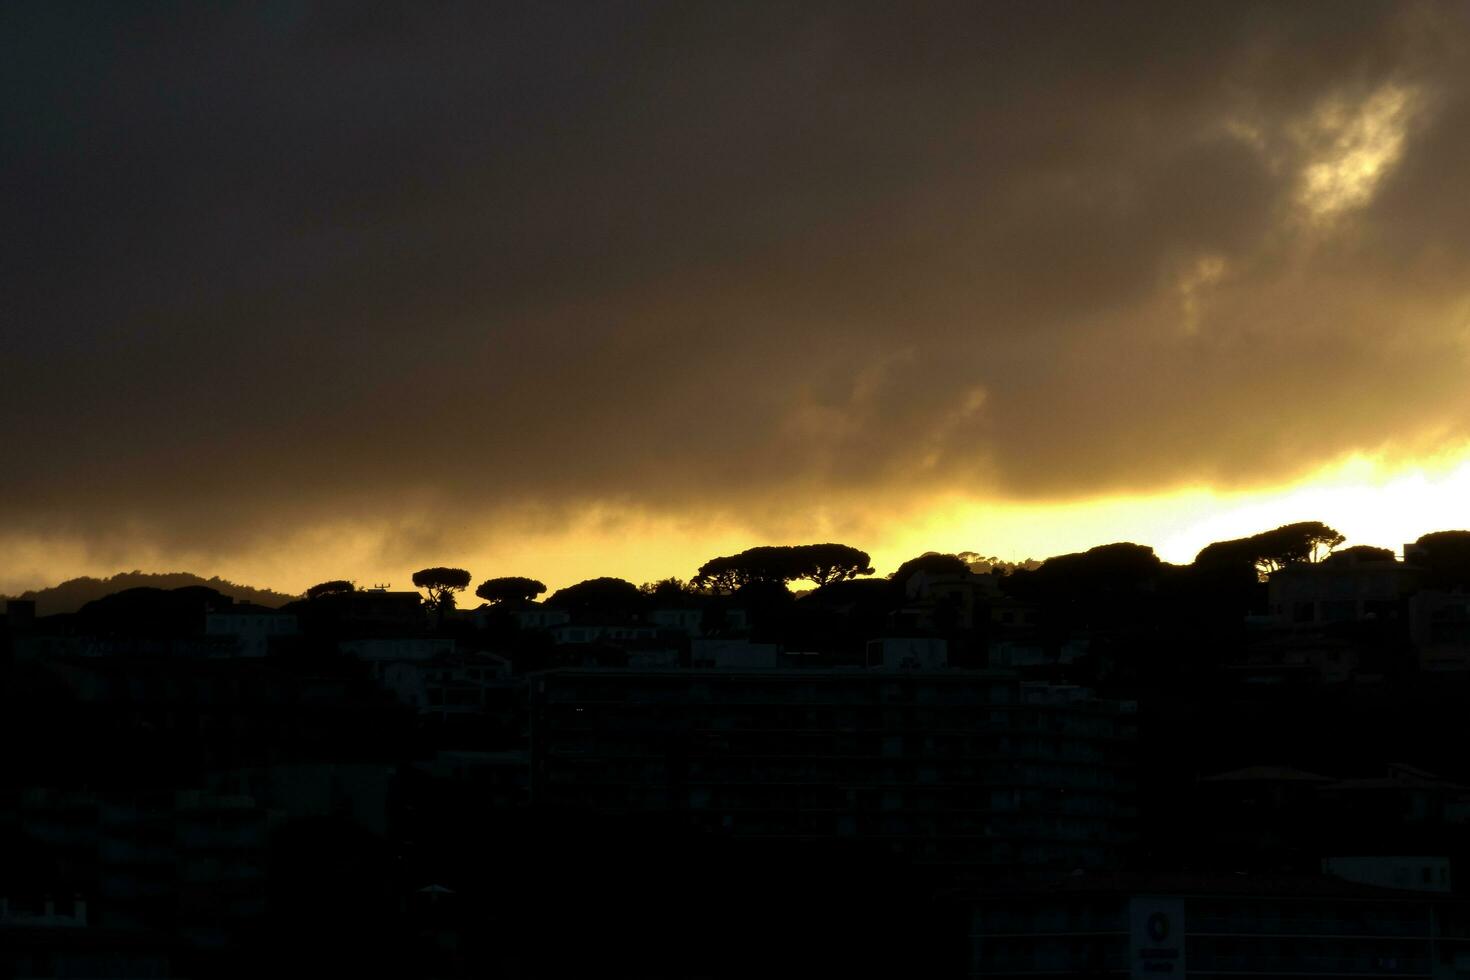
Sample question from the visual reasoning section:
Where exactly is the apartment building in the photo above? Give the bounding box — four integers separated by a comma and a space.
529, 668, 1137, 874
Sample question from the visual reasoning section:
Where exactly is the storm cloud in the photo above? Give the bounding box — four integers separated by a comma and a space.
4, 1, 1470, 588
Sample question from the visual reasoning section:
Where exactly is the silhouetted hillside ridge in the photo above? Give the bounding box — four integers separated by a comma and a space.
5, 570, 299, 616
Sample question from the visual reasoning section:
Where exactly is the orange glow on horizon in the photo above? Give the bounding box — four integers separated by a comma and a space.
6, 447, 1470, 600
880, 454, 1470, 575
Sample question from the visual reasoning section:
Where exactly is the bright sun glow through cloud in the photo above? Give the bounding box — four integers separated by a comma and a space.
5, 451, 1470, 598
1296, 82, 1420, 220
878, 448, 1470, 575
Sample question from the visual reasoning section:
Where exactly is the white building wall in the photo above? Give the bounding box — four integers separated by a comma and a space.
691, 639, 781, 669
203, 611, 298, 657
871, 637, 948, 670
1324, 855, 1452, 893
339, 637, 454, 662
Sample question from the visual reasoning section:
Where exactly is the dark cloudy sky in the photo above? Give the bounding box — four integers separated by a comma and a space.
5, 1, 1470, 594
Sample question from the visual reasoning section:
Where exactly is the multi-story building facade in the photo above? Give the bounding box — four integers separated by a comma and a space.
203, 603, 298, 657
529, 668, 1137, 875
14, 787, 267, 948
1268, 552, 1416, 628
966, 872, 1470, 978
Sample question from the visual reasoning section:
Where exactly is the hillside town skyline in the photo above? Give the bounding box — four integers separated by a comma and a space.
13, 518, 1470, 974
6, 515, 1459, 614
9, 1, 1470, 975
12, 451, 1470, 603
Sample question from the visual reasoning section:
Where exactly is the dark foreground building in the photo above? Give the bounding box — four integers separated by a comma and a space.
965, 871, 1470, 978
530, 668, 1138, 877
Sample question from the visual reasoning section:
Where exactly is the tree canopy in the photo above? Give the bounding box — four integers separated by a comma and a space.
692, 544, 873, 592
803, 544, 876, 586
475, 576, 547, 607
1195, 521, 1345, 577
1326, 545, 1396, 564
891, 552, 971, 585
306, 580, 354, 600
639, 578, 697, 603
1416, 530, 1470, 552
546, 577, 643, 622
412, 567, 472, 612
1030, 542, 1164, 593
691, 556, 741, 594
1414, 531, 1470, 589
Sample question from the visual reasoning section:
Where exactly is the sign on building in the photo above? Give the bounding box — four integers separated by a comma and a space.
1129, 896, 1185, 978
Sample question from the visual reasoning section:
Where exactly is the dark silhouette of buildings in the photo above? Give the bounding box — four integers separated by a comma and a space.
11, 532, 1470, 975
530, 668, 1137, 876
